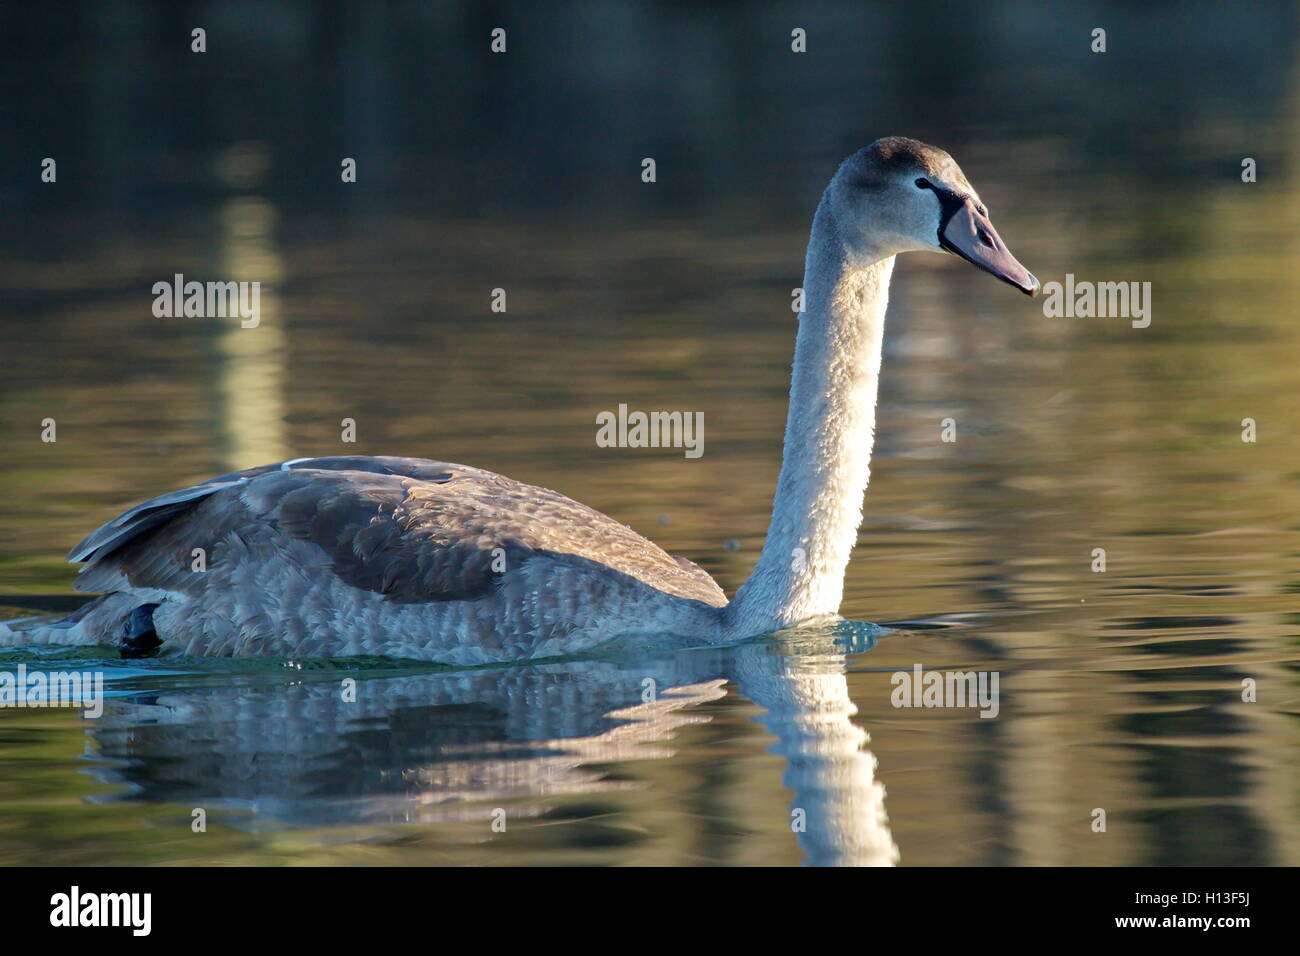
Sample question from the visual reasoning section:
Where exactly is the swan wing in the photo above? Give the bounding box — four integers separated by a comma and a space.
70, 456, 726, 608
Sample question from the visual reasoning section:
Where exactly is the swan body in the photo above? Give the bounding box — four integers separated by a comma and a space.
56, 456, 727, 664
20, 137, 1037, 663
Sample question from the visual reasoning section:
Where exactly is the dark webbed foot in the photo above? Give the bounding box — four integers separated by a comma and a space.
121, 603, 162, 658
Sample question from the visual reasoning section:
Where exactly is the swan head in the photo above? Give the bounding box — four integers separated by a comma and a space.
829, 136, 1039, 296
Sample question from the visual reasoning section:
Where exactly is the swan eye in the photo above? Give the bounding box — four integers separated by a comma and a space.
914, 177, 931, 189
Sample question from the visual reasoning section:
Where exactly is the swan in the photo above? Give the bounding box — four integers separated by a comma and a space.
14, 137, 1037, 664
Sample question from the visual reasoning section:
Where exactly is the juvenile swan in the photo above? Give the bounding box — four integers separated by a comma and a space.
30, 138, 1038, 664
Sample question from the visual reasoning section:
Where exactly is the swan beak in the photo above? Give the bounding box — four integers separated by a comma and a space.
940, 199, 1040, 296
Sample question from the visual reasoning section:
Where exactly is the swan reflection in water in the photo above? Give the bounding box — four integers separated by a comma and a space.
84, 622, 896, 866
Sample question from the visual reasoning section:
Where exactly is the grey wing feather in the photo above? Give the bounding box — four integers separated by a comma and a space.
69, 457, 456, 567
67, 477, 254, 563
69, 456, 728, 608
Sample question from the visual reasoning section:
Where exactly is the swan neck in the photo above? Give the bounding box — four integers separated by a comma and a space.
726, 199, 894, 635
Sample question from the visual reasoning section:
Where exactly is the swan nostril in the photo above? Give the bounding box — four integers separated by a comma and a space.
977, 229, 995, 248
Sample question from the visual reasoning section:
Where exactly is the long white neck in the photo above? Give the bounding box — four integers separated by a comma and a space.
725, 196, 894, 636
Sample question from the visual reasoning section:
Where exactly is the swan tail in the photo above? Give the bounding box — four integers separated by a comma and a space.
0, 593, 139, 651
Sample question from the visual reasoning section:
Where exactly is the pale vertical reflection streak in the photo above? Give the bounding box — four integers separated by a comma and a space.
215, 194, 286, 470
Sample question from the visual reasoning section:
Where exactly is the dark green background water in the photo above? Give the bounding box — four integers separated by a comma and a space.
0, 1, 1296, 865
